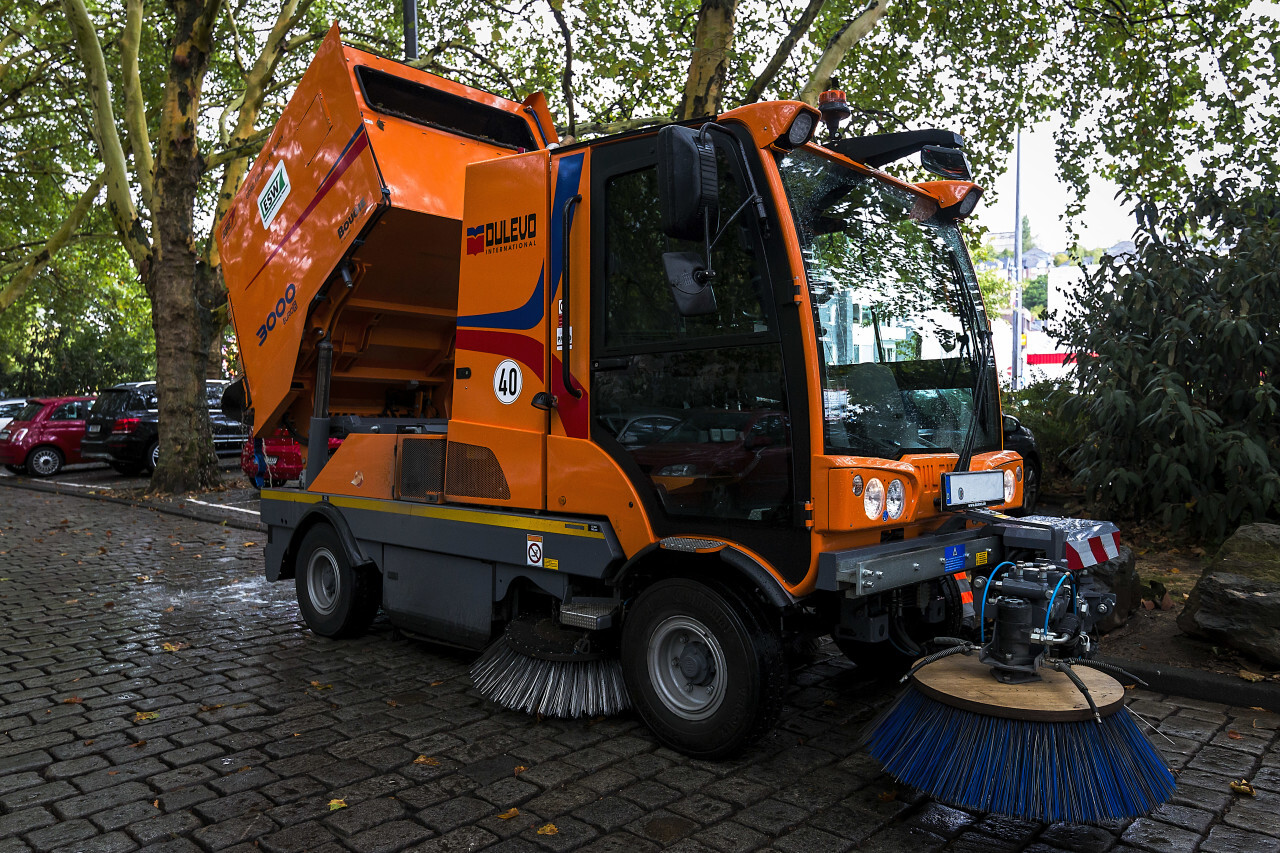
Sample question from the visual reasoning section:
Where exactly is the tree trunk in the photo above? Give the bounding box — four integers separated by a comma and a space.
149, 0, 224, 493
679, 0, 737, 120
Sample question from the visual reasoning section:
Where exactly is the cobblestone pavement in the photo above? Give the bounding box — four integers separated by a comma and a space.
2, 486, 1279, 853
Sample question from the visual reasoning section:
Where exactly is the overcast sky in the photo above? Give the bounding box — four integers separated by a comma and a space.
972, 122, 1140, 254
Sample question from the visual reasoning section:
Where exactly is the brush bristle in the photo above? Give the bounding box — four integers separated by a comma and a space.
470, 637, 630, 718
865, 686, 1176, 823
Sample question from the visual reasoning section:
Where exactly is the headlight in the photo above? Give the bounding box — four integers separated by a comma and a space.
864, 477, 885, 520
886, 479, 905, 519
851, 474, 864, 497
12, 428, 27, 443
656, 463, 697, 477
1004, 468, 1016, 502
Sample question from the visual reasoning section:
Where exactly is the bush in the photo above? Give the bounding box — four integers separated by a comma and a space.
1053, 181, 1280, 543
1003, 375, 1084, 485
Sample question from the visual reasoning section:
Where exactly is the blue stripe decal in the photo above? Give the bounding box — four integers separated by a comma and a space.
458, 267, 544, 330
550, 152, 585, 303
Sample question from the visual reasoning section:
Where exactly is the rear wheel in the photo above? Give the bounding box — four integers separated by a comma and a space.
622, 578, 786, 759
144, 441, 159, 474
26, 446, 63, 477
294, 524, 380, 638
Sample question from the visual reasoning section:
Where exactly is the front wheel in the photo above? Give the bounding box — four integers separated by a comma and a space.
294, 524, 380, 638
622, 578, 786, 759
26, 446, 63, 477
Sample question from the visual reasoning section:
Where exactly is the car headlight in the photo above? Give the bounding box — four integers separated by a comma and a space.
12, 428, 27, 443
886, 479, 905, 519
656, 463, 697, 477
1004, 468, 1016, 502
864, 477, 885, 520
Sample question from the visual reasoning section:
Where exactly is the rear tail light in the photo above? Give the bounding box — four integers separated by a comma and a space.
111, 418, 141, 435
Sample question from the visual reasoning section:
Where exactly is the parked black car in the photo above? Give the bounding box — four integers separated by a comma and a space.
1002, 414, 1041, 515
83, 380, 249, 475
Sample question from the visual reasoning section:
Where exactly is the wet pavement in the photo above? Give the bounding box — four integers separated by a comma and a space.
2, 483, 1280, 853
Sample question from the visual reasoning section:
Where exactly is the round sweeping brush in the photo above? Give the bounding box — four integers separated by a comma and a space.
864, 653, 1175, 824
471, 615, 630, 718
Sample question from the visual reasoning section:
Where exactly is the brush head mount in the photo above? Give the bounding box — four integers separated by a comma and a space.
911, 654, 1125, 722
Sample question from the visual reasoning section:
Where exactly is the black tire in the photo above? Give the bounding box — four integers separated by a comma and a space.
110, 460, 145, 476
294, 524, 380, 638
1022, 456, 1041, 515
25, 446, 63, 477
622, 577, 786, 759
4, 464, 24, 474
144, 441, 159, 475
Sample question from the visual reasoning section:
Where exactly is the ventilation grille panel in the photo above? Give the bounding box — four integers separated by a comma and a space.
445, 441, 511, 500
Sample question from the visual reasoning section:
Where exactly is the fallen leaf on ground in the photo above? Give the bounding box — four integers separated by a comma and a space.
430, 681, 443, 687
62, 696, 82, 704
163, 606, 175, 613
1239, 670, 1266, 683
536, 824, 558, 836
1230, 779, 1257, 796
498, 808, 519, 820
1228, 731, 1243, 740
200, 704, 223, 712
243, 542, 257, 546
133, 711, 158, 722
161, 642, 187, 652
513, 765, 527, 776
130, 740, 147, 748
328, 799, 347, 811
309, 681, 332, 690
64, 599, 78, 604
414, 755, 440, 766
386, 700, 398, 707
877, 790, 897, 802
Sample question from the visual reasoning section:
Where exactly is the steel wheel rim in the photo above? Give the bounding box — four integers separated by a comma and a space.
646, 614, 727, 720
306, 547, 341, 616
150, 443, 160, 469
29, 449, 58, 476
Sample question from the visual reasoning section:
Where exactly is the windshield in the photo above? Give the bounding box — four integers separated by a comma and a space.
778, 147, 998, 459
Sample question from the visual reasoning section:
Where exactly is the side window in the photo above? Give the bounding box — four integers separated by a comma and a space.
601, 150, 773, 351
50, 403, 78, 421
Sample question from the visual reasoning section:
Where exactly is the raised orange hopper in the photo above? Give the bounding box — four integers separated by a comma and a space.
217, 24, 556, 438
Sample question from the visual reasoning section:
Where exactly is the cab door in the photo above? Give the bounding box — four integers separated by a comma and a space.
583, 132, 812, 583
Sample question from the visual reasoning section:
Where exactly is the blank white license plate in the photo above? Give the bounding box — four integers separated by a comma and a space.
88, 425, 101, 433
941, 470, 1005, 507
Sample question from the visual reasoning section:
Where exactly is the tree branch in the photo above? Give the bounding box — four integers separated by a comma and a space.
120, 0, 154, 210
798, 0, 890, 104
60, 0, 150, 274
743, 0, 826, 104
204, 127, 270, 170
548, 1, 576, 137
0, 171, 104, 312
572, 114, 668, 138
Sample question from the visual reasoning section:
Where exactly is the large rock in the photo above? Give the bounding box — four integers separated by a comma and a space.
1178, 523, 1280, 665
1090, 544, 1142, 634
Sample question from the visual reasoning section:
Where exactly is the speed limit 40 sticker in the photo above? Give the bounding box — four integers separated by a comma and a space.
494, 359, 523, 405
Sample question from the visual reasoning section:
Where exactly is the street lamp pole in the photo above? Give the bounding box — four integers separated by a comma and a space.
1011, 130, 1023, 391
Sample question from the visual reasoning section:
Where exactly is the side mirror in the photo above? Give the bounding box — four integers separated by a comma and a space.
657, 126, 718, 241
921, 144, 972, 181
221, 377, 253, 426
662, 252, 717, 316
1002, 414, 1021, 435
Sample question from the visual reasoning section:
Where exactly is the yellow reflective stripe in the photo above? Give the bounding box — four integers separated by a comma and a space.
261, 489, 604, 539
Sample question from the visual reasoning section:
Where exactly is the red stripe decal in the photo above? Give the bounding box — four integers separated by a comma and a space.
249, 130, 372, 286
550, 354, 589, 439
456, 329, 545, 381
1066, 545, 1083, 571
1088, 536, 1109, 565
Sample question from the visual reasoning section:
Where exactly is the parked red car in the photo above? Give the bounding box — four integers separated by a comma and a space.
0, 396, 96, 477
241, 428, 342, 487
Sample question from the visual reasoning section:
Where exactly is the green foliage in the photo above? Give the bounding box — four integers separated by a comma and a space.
1023, 274, 1047, 316
1003, 376, 1085, 482
0, 251, 154, 397
1021, 215, 1036, 251
1054, 181, 1280, 543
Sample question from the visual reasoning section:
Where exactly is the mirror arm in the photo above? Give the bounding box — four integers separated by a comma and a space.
697, 123, 769, 233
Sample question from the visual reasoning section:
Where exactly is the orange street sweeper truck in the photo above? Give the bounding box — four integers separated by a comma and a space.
218, 26, 1138, 769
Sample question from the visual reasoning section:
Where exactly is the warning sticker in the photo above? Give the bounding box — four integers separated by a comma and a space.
944, 544, 966, 573
526, 535, 543, 567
